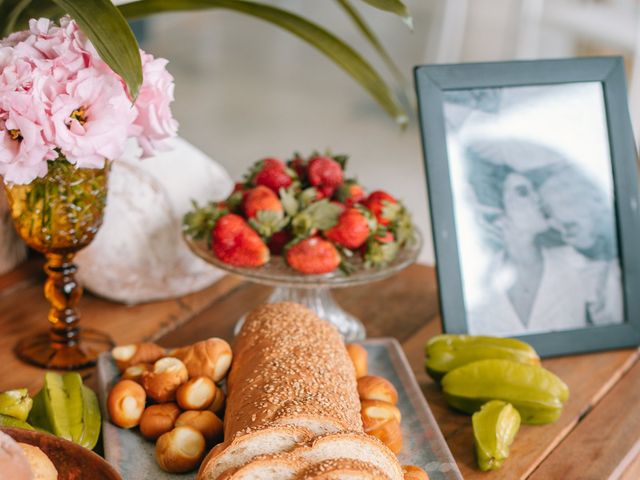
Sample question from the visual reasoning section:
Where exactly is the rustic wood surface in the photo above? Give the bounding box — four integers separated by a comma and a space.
0, 259, 638, 479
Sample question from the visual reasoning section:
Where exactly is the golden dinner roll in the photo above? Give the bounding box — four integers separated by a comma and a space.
361, 399, 402, 426
156, 426, 206, 473
364, 419, 403, 454
208, 383, 226, 415
176, 377, 216, 410
139, 403, 182, 441
357, 375, 399, 405
346, 343, 368, 378
141, 357, 189, 403
170, 338, 232, 382
121, 363, 152, 384
175, 410, 223, 445
19, 443, 58, 480
107, 379, 146, 428
403, 464, 430, 480
112, 343, 165, 371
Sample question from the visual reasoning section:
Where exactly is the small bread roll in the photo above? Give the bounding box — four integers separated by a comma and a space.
346, 343, 368, 378
112, 343, 165, 371
142, 357, 189, 403
364, 419, 403, 454
208, 384, 226, 415
176, 377, 216, 410
170, 338, 232, 382
357, 375, 399, 405
108, 379, 146, 428
361, 399, 402, 427
19, 443, 58, 480
140, 403, 182, 440
122, 363, 152, 384
176, 410, 223, 445
403, 465, 430, 480
0, 432, 32, 480
156, 426, 206, 473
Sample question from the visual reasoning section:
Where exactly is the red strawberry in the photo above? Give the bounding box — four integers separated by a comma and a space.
308, 155, 343, 197
243, 186, 287, 237
243, 185, 283, 219
287, 155, 307, 181
212, 214, 270, 267
286, 236, 341, 274
335, 180, 366, 207
324, 208, 371, 249
261, 157, 285, 170
363, 190, 400, 226
267, 229, 292, 255
252, 157, 293, 193
375, 230, 395, 243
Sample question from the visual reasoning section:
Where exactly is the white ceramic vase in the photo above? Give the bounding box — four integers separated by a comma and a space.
75, 137, 233, 304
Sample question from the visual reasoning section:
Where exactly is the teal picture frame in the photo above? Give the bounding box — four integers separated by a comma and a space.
414, 57, 640, 357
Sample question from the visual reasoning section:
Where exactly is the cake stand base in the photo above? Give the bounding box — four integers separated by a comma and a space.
234, 285, 366, 342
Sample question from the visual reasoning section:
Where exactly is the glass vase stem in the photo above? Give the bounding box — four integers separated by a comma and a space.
44, 253, 82, 349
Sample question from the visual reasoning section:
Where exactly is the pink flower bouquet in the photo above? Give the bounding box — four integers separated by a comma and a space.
0, 17, 178, 185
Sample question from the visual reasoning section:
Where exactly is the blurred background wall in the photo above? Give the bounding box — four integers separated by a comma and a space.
136, 0, 640, 264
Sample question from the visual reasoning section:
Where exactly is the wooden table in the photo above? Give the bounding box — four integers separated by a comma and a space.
1, 258, 639, 479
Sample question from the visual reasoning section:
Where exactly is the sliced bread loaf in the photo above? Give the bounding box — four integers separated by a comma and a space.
198, 425, 312, 480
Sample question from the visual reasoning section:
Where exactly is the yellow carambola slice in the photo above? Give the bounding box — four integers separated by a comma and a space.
0, 389, 33, 421
473, 400, 520, 471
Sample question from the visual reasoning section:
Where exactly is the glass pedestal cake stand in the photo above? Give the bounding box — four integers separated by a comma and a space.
184, 231, 422, 342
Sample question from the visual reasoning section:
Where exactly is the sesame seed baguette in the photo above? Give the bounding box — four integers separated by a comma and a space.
224, 302, 363, 439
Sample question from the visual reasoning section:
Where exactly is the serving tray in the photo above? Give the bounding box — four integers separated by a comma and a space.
97, 338, 462, 480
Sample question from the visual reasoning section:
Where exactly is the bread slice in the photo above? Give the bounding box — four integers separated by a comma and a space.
217, 455, 305, 480
297, 458, 391, 479
271, 414, 347, 437
197, 425, 313, 480
298, 432, 403, 480
217, 456, 390, 480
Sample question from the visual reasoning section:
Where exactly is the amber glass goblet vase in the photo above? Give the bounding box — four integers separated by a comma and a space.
3, 158, 114, 369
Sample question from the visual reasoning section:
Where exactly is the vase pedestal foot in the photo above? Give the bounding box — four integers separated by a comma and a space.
15, 328, 114, 370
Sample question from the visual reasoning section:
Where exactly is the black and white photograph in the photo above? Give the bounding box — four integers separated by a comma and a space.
442, 82, 624, 336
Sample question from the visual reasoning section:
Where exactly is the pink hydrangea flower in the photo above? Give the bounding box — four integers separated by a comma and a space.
0, 16, 178, 185
51, 67, 135, 168
0, 92, 56, 184
132, 52, 179, 158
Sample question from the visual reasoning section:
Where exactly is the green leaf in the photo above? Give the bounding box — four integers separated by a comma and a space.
119, 0, 407, 125
293, 199, 342, 235
249, 210, 288, 238
359, 0, 412, 29
11, 1, 65, 33
50, 0, 142, 98
279, 186, 300, 217
1, 0, 31, 37
335, 0, 408, 88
